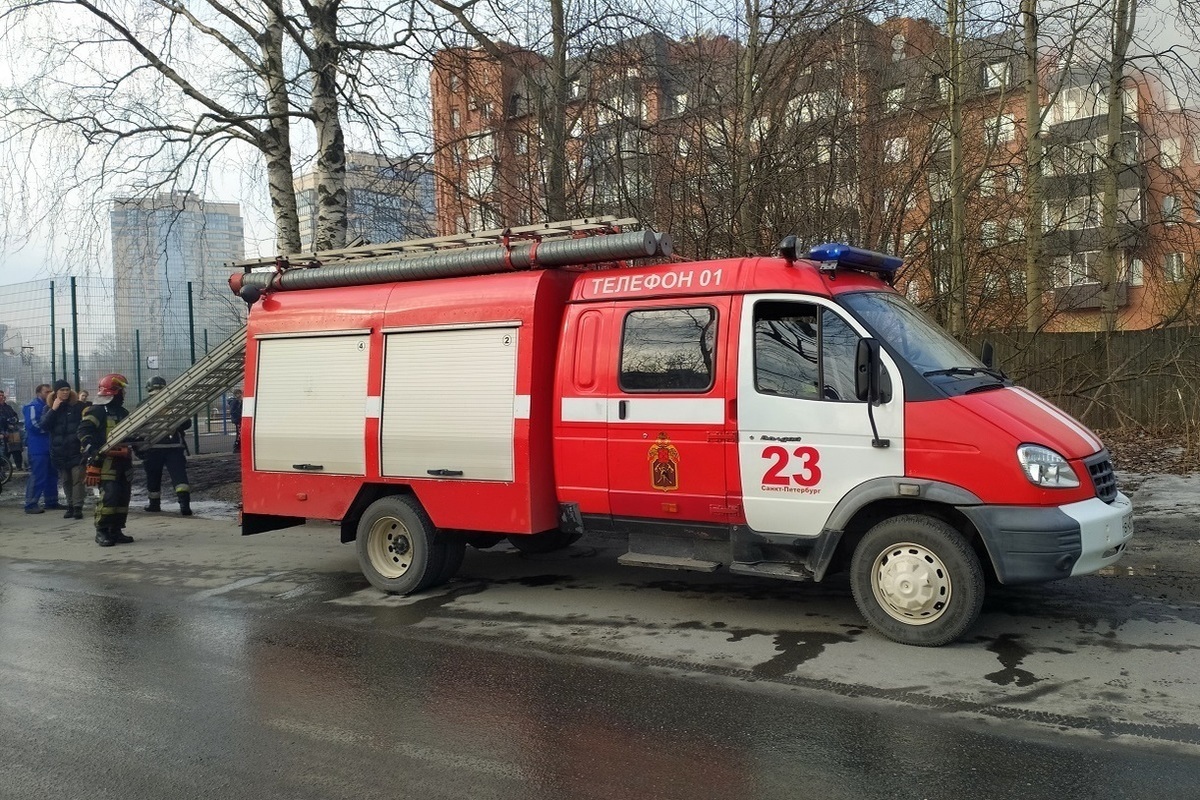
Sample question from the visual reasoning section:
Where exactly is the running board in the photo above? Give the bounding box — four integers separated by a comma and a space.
617, 553, 720, 572
728, 561, 814, 582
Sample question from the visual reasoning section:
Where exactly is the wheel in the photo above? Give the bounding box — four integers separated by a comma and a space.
507, 529, 582, 555
433, 534, 467, 586
355, 495, 446, 594
849, 515, 984, 647
0, 455, 11, 487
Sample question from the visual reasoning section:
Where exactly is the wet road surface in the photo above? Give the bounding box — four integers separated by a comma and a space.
3, 522, 1200, 799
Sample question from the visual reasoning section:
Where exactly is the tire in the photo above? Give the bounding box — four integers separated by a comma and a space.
0, 455, 11, 487
355, 495, 446, 594
849, 515, 984, 647
433, 534, 467, 586
507, 529, 582, 555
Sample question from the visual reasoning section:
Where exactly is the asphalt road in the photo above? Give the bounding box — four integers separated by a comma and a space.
3, 485, 1200, 799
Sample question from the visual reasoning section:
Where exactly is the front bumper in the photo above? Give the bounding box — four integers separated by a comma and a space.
959, 491, 1133, 585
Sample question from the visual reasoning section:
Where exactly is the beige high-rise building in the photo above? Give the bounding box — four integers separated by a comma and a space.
110, 191, 245, 381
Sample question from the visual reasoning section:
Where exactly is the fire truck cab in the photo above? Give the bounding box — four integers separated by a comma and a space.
235, 229, 1133, 646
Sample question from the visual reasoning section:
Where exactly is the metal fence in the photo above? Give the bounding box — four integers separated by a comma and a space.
6, 273, 1198, 434
1, 275, 245, 447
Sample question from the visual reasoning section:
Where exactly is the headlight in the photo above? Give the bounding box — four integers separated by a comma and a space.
1017, 444, 1080, 488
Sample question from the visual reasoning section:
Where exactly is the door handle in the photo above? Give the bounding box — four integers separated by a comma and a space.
426, 469, 464, 477
292, 463, 324, 471
618, 400, 628, 420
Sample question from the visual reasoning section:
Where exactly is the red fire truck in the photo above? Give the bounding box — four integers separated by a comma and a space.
229, 221, 1133, 646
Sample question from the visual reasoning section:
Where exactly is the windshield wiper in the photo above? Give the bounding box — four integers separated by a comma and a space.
922, 366, 1008, 382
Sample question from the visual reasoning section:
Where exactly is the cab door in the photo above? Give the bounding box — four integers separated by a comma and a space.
605, 298, 733, 525
736, 294, 904, 537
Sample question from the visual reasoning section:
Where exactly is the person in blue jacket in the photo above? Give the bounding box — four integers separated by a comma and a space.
23, 383, 62, 513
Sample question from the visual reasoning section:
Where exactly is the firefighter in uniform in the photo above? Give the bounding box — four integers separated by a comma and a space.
139, 376, 192, 515
79, 373, 135, 547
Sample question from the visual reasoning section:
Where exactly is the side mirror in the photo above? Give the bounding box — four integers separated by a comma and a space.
981, 340, 994, 369
855, 338, 882, 403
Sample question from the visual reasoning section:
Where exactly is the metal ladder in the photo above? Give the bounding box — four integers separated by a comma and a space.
227, 215, 638, 270
104, 216, 637, 452
102, 326, 247, 452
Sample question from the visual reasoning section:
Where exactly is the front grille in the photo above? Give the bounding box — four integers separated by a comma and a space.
1085, 451, 1118, 504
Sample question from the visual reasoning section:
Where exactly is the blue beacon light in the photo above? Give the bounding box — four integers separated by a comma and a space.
807, 243, 904, 275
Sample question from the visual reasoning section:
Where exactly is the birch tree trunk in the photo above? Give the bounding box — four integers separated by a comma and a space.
259, 8, 302, 255
1021, 0, 1045, 332
947, 0, 968, 334
543, 0, 568, 222
1098, 0, 1136, 333
306, 0, 348, 251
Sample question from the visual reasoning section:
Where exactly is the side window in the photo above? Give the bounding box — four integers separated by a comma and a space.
755, 302, 819, 398
821, 308, 859, 401
620, 307, 716, 392
754, 301, 862, 402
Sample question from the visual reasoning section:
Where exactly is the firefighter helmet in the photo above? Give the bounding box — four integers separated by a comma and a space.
146, 376, 167, 393
97, 373, 128, 397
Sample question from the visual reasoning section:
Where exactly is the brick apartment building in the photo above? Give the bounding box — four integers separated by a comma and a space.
430, 18, 1200, 332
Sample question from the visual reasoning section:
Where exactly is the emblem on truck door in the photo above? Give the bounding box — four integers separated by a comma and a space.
649, 433, 680, 492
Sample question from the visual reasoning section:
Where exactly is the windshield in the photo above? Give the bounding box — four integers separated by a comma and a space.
840, 291, 985, 375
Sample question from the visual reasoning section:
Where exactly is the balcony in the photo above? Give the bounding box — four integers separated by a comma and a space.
1052, 281, 1129, 310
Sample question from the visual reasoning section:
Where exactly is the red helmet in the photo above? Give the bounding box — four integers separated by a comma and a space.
97, 373, 128, 397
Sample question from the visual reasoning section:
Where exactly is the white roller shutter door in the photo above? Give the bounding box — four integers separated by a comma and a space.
253, 333, 369, 474
382, 326, 518, 481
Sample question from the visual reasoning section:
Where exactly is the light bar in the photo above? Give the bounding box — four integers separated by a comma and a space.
807, 243, 903, 275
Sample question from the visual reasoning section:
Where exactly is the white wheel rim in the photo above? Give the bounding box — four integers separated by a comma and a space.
367, 516, 413, 579
870, 541, 952, 626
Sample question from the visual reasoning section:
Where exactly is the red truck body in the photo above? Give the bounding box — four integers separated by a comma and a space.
235, 239, 1133, 645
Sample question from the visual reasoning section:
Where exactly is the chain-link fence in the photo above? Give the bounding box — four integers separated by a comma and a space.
1, 274, 245, 449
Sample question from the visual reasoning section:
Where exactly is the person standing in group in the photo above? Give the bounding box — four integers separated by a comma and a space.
22, 383, 61, 514
228, 388, 244, 452
78, 390, 91, 408
41, 380, 86, 520
0, 390, 21, 471
79, 374, 135, 547
139, 376, 192, 516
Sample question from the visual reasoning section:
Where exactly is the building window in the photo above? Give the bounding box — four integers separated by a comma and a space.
885, 86, 905, 113
674, 92, 688, 114
984, 61, 1010, 90
1006, 218, 1025, 242
933, 75, 950, 101
1160, 138, 1182, 168
984, 114, 1016, 146
449, 74, 461, 91
930, 121, 950, 152
480, 101, 494, 119
979, 167, 997, 197
981, 220, 999, 247
884, 137, 908, 163
514, 133, 528, 155
1165, 253, 1185, 282
466, 132, 494, 161
891, 34, 906, 62
449, 109, 460, 130
929, 171, 950, 202
1053, 251, 1099, 287
1128, 257, 1144, 286
1164, 195, 1182, 225
620, 307, 716, 393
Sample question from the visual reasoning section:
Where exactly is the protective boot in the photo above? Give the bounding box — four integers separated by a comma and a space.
144, 496, 161, 513
73, 507, 83, 519
178, 491, 192, 516
110, 528, 134, 544
95, 528, 116, 548
64, 506, 75, 519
